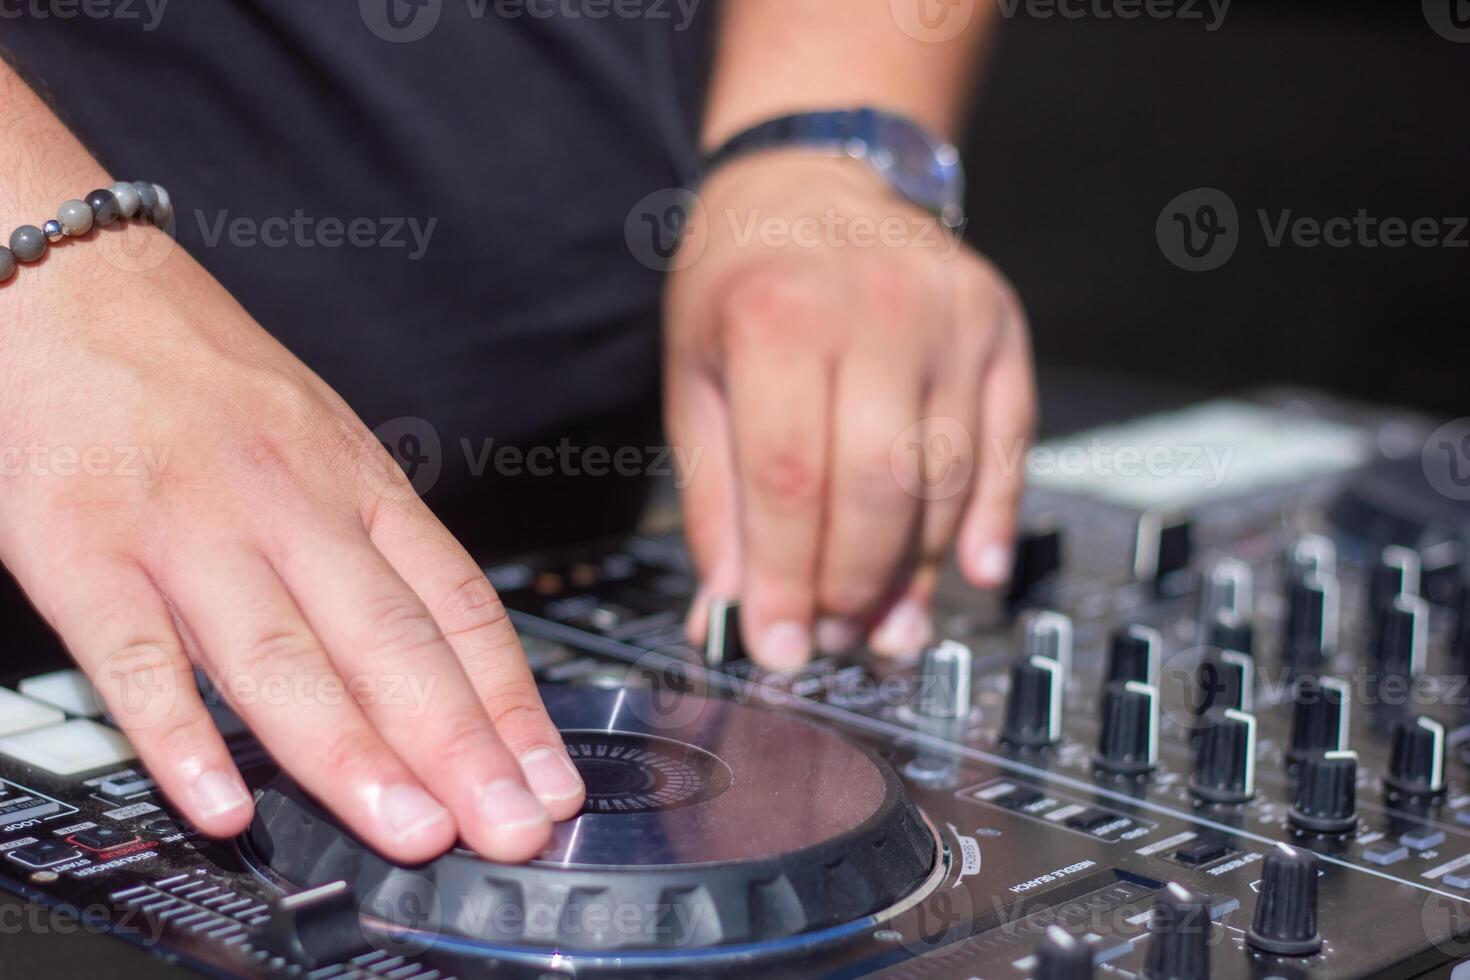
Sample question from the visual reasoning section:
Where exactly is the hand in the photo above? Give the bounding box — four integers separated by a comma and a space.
665, 152, 1036, 669
0, 227, 583, 863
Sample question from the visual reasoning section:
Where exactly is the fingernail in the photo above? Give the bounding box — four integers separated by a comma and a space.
975, 544, 1014, 586
520, 748, 585, 804
479, 778, 551, 831
192, 770, 252, 820
760, 621, 811, 672
380, 784, 452, 838
814, 617, 862, 654
870, 598, 934, 657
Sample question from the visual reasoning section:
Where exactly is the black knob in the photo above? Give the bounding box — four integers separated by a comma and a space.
1286, 534, 1336, 582
1135, 513, 1193, 587
1007, 526, 1064, 615
1191, 649, 1253, 717
253, 880, 371, 968
1142, 882, 1212, 980
1021, 610, 1074, 685
1036, 925, 1094, 980
915, 641, 974, 720
1287, 676, 1350, 763
1369, 546, 1421, 616
1205, 609, 1254, 661
1190, 709, 1257, 804
1283, 571, 1339, 671
1107, 624, 1161, 684
1385, 715, 1447, 798
1453, 580, 1470, 676
1002, 656, 1063, 748
1247, 844, 1321, 956
1094, 681, 1159, 775
1372, 593, 1427, 679
704, 596, 747, 669
1290, 750, 1359, 835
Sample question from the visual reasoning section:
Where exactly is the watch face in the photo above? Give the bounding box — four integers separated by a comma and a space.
872, 114, 964, 219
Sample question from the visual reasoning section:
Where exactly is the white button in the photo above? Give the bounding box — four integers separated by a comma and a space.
19, 670, 103, 718
0, 720, 137, 775
0, 687, 65, 737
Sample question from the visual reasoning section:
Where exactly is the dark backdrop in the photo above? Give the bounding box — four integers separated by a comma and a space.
962, 0, 1468, 420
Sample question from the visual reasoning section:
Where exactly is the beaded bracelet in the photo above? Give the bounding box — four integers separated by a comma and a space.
0, 181, 172, 283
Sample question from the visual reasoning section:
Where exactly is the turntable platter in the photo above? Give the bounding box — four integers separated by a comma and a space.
246, 687, 937, 954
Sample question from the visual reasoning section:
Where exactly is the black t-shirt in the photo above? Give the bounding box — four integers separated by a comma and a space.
2, 0, 714, 552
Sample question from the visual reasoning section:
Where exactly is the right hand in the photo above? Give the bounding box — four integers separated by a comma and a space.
0, 220, 583, 864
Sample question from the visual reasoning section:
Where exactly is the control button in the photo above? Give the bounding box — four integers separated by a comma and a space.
703, 596, 746, 669
1006, 526, 1064, 615
1173, 834, 1232, 866
1400, 827, 1446, 851
1021, 610, 1073, 685
997, 788, 1045, 810
1192, 650, 1253, 717
1107, 624, 1161, 685
1369, 545, 1421, 616
914, 640, 974, 721
0, 796, 63, 823
0, 687, 65, 737
253, 880, 372, 968
1142, 882, 1212, 980
17, 670, 102, 718
1283, 571, 1339, 669
1287, 535, 1337, 581
1204, 610, 1254, 662
0, 719, 137, 776
1444, 872, 1470, 891
1064, 807, 1116, 832
100, 774, 157, 798
1095, 681, 1159, 775
1247, 844, 1321, 956
1362, 841, 1409, 867
1135, 512, 1193, 588
1198, 557, 1253, 632
1288, 676, 1351, 763
6, 839, 82, 869
1189, 709, 1256, 804
1035, 925, 1095, 980
1001, 655, 1063, 748
1385, 716, 1447, 798
69, 825, 139, 851
1290, 750, 1358, 835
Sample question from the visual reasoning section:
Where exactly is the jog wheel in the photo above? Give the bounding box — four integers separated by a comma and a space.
245, 687, 937, 956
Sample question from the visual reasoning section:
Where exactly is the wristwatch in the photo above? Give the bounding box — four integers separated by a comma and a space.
702, 108, 966, 231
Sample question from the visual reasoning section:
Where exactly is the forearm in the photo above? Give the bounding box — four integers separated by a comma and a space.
701, 0, 996, 151
0, 59, 114, 226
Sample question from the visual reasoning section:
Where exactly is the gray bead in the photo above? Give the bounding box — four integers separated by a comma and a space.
0, 246, 15, 282
133, 182, 159, 223
10, 225, 46, 262
43, 220, 64, 243
150, 184, 173, 226
58, 199, 94, 236
86, 188, 120, 227
109, 181, 141, 219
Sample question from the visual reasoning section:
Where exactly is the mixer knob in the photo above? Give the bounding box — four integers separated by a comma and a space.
1287, 676, 1351, 763
1142, 882, 1212, 980
1006, 525, 1064, 615
1192, 649, 1253, 716
1287, 534, 1337, 581
1370, 545, 1422, 615
1454, 580, 1470, 676
1021, 610, 1073, 685
1372, 593, 1427, 679
1283, 571, 1339, 670
1199, 558, 1252, 633
704, 596, 747, 669
1189, 709, 1257, 804
1094, 681, 1159, 775
1035, 925, 1094, 980
1205, 609, 1254, 661
1108, 624, 1162, 684
1289, 750, 1359, 835
1135, 512, 1193, 587
1385, 715, 1447, 798
914, 640, 973, 721
1002, 656, 1064, 748
1247, 844, 1322, 956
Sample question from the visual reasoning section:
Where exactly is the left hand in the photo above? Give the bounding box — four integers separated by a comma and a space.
664, 152, 1037, 671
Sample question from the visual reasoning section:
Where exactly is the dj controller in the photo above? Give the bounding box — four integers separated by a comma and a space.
3, 390, 1470, 978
